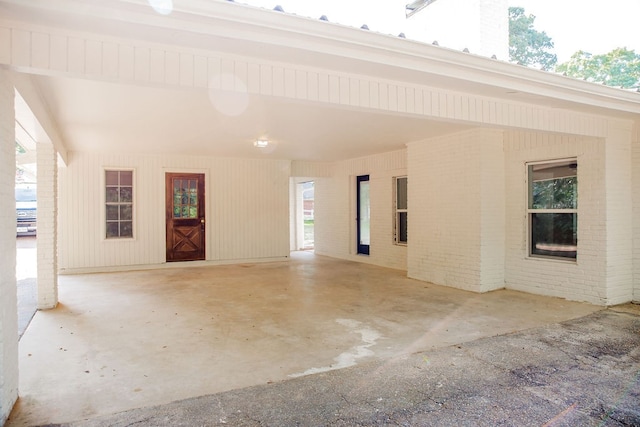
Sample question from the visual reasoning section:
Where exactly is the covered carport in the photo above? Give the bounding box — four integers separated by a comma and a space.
9, 252, 601, 425
1, 0, 639, 425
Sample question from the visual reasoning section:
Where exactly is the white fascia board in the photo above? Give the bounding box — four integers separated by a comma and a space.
2, 0, 639, 116
130, 0, 640, 116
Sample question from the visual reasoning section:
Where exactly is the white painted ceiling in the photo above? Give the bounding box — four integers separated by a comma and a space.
6, 0, 639, 165
32, 75, 469, 162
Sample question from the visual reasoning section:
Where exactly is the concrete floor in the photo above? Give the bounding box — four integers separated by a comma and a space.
16, 236, 38, 339
62, 307, 640, 427
7, 252, 602, 426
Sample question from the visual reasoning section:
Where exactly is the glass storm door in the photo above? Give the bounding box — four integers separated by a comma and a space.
357, 175, 370, 255
165, 173, 205, 262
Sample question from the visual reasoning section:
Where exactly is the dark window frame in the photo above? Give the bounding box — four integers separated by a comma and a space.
527, 159, 577, 261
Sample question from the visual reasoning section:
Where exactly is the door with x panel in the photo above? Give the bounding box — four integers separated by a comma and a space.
166, 173, 205, 262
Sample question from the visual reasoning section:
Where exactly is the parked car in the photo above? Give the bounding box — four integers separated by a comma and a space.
16, 184, 37, 236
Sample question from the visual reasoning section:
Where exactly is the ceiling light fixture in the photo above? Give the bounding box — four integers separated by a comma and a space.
254, 139, 269, 148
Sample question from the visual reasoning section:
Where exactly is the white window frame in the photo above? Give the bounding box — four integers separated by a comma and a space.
104, 168, 135, 240
526, 159, 577, 261
393, 176, 408, 245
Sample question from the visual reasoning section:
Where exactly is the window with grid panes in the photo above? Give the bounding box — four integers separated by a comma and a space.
394, 176, 407, 245
105, 170, 133, 238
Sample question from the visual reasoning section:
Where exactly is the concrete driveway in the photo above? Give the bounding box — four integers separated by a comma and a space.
65, 306, 640, 427
61, 307, 640, 427
7, 252, 613, 426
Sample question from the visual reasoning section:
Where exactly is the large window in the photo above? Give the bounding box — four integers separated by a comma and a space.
394, 176, 407, 245
528, 160, 577, 260
105, 170, 133, 239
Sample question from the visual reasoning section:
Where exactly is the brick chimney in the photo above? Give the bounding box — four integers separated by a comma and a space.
406, 0, 509, 60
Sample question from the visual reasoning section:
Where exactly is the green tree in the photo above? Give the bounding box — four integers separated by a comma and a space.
509, 7, 557, 71
556, 48, 640, 89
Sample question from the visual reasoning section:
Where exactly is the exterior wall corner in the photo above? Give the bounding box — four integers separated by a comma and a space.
407, 128, 505, 293
630, 120, 640, 303
0, 69, 19, 426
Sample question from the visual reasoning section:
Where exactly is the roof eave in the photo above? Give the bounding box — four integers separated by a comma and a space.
3, 0, 639, 116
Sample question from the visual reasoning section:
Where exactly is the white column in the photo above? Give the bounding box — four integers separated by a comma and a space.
36, 142, 58, 309
0, 70, 19, 425
604, 122, 634, 305
634, 122, 640, 303
478, 129, 506, 292
296, 182, 305, 250
407, 128, 505, 292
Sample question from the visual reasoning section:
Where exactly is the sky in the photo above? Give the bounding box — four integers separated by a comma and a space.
232, 0, 640, 63
511, 0, 640, 62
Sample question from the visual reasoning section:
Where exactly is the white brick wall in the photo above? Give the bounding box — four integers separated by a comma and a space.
2, 3, 636, 310
479, 0, 509, 60
604, 123, 634, 305
37, 142, 58, 309
395, 125, 634, 305
0, 70, 18, 426
479, 130, 506, 291
406, 0, 508, 59
407, 128, 505, 292
632, 121, 640, 303
504, 131, 610, 305
314, 150, 407, 271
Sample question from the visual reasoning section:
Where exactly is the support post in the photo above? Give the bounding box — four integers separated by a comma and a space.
36, 142, 58, 309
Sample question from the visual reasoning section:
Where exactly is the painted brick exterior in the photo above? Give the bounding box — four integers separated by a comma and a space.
504, 131, 610, 304
0, 12, 637, 423
478, 130, 506, 291
633, 122, 640, 302
407, 129, 505, 292
37, 142, 58, 309
314, 150, 407, 271
0, 69, 18, 426
409, 0, 508, 59
479, 0, 509, 60
604, 122, 634, 305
